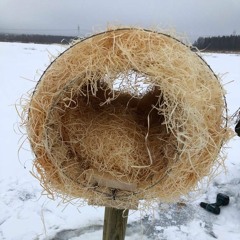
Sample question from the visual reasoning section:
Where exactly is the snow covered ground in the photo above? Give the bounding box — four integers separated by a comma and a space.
0, 42, 239, 240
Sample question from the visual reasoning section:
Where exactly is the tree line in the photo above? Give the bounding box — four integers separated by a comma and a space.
1, 33, 240, 51
0, 33, 77, 44
193, 35, 240, 52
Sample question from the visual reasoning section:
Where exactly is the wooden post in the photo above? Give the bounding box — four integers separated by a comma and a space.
103, 207, 129, 240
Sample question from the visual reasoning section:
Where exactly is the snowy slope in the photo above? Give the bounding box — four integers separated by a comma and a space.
0, 42, 239, 240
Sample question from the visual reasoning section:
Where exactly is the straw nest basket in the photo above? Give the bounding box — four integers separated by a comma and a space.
26, 28, 230, 209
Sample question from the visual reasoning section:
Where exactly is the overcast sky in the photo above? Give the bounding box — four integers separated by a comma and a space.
0, 0, 240, 41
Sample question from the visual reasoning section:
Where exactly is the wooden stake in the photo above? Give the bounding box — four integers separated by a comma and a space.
103, 207, 129, 240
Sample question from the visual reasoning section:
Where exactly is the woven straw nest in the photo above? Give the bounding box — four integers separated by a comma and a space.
25, 28, 230, 209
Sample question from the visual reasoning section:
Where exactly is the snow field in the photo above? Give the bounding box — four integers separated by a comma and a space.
0, 42, 239, 240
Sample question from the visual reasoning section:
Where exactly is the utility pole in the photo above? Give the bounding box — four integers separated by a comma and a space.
77, 25, 80, 37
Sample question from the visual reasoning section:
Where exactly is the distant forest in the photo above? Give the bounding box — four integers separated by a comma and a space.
0, 33, 77, 44
1, 33, 240, 51
193, 35, 240, 52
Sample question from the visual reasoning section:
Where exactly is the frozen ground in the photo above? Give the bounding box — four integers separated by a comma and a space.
0, 42, 239, 240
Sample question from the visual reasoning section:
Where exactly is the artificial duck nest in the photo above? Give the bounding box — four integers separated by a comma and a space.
25, 28, 229, 209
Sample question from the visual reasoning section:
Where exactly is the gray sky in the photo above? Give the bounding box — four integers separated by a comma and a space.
0, 0, 240, 41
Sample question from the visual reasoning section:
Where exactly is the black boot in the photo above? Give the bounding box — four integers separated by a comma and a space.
200, 193, 230, 215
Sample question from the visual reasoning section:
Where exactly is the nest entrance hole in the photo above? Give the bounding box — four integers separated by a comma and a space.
49, 70, 171, 193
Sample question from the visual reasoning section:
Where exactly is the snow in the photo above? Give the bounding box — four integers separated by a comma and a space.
0, 42, 239, 240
